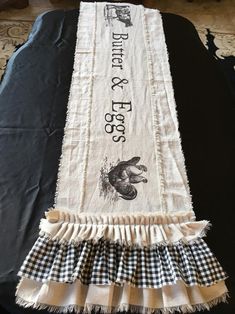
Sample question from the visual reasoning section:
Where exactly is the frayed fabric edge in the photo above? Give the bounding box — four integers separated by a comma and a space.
15, 292, 229, 314
37, 220, 211, 248
38, 208, 211, 248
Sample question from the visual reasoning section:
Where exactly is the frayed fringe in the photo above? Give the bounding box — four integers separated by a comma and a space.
53, 2, 96, 211
142, 7, 194, 213
156, 12, 195, 212
15, 292, 229, 314
38, 220, 211, 248
39, 209, 210, 248
141, 6, 166, 211
199, 221, 211, 238
52, 5, 81, 208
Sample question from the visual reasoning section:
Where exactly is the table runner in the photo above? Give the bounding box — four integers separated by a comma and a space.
15, 2, 228, 313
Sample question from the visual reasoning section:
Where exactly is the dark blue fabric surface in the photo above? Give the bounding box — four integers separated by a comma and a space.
0, 9, 78, 285
0, 9, 78, 313
0, 8, 234, 314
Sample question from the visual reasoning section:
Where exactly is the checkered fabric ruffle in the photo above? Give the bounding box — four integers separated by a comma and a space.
18, 235, 227, 288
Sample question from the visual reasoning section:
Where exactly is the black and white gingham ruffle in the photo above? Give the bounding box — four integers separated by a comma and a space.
18, 235, 227, 288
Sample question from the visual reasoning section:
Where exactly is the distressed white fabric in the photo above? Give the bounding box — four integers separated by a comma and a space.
54, 1, 192, 214
38, 211, 209, 246
16, 278, 228, 313
15, 2, 228, 313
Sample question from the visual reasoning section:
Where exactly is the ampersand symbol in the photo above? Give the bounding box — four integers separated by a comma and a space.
111, 77, 128, 90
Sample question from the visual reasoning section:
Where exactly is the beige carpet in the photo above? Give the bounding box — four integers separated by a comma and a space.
0, 0, 234, 79
0, 20, 32, 78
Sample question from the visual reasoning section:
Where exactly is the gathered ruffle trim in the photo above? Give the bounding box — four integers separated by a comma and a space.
15, 278, 229, 314
40, 209, 209, 247
17, 209, 228, 312
16, 210, 228, 312
17, 234, 227, 288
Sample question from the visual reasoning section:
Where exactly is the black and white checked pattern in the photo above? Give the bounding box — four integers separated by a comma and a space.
18, 236, 227, 288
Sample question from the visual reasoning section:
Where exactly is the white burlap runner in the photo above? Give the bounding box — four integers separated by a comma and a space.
54, 1, 192, 215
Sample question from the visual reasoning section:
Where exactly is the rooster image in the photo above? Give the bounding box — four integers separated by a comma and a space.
108, 157, 147, 200
104, 5, 133, 27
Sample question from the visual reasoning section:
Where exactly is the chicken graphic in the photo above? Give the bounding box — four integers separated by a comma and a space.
107, 157, 147, 200
104, 4, 133, 27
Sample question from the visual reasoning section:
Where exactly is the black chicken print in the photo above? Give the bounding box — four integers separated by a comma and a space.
104, 4, 133, 27
99, 156, 148, 202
